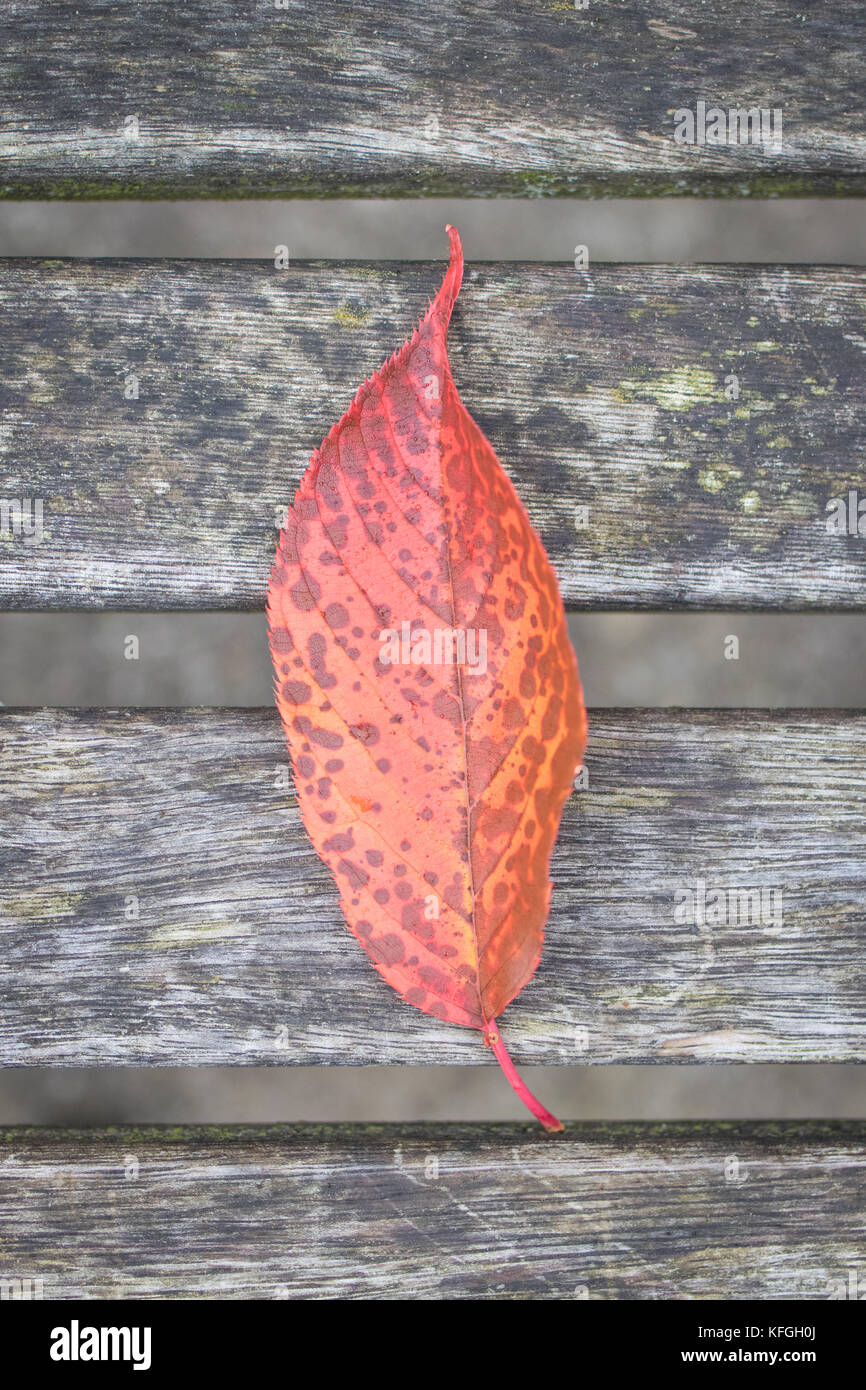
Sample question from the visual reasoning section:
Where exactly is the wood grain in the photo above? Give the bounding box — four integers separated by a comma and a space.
1, 2, 864, 198
0, 1122, 862, 1298
1, 707, 863, 1066
2, 261, 866, 611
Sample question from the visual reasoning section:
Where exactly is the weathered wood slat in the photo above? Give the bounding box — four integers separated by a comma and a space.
0, 1123, 862, 1299
2, 261, 865, 610
1, 2, 864, 199
1, 708, 863, 1066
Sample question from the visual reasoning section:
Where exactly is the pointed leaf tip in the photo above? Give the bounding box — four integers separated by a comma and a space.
434, 224, 463, 328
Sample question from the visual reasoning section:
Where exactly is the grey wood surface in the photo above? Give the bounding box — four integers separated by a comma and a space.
2, 261, 865, 611
1, 707, 863, 1066
0, 1122, 862, 1298
1, 2, 864, 198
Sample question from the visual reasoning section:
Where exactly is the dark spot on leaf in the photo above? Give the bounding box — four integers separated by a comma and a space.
281, 680, 311, 706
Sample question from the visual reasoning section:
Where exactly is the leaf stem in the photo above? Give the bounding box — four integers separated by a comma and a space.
482, 1021, 564, 1133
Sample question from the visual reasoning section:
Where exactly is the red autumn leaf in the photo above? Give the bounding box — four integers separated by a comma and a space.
267, 227, 586, 1130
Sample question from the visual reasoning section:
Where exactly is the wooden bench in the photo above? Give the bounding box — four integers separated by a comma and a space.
1, 0, 864, 1300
